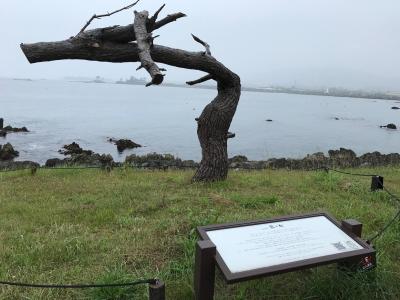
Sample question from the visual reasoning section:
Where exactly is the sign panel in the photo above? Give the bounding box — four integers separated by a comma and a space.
197, 212, 375, 283
206, 216, 362, 273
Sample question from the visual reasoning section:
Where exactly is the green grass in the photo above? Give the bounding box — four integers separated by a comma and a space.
0, 167, 399, 299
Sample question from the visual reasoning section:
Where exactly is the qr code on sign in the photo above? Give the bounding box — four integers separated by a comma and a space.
332, 242, 346, 251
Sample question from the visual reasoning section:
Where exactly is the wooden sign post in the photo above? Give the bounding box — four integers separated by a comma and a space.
194, 212, 376, 300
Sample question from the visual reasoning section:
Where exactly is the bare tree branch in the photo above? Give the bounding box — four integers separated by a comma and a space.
148, 4, 166, 29
71, 12, 186, 44
134, 10, 164, 87
77, 0, 140, 36
186, 74, 213, 86
150, 12, 186, 31
20, 42, 237, 86
227, 132, 236, 139
191, 34, 211, 55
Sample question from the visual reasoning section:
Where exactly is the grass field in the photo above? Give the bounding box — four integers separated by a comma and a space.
0, 167, 399, 299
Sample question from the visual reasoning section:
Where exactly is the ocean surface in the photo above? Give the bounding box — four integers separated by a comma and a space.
1, 78, 399, 165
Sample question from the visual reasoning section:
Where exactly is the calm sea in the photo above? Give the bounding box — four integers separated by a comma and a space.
1, 79, 399, 164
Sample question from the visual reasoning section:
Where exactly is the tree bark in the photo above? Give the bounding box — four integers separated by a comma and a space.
193, 81, 241, 182
20, 12, 241, 182
133, 10, 164, 86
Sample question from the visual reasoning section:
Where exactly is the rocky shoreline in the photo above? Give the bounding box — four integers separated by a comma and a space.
1, 143, 399, 171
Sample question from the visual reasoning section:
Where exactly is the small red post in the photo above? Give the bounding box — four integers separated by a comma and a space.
194, 240, 216, 300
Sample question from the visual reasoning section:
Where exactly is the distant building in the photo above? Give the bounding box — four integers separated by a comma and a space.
116, 76, 146, 85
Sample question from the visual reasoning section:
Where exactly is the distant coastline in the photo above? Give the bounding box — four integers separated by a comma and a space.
112, 76, 400, 101
7, 76, 400, 101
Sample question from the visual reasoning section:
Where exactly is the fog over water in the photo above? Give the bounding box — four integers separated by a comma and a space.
1, 0, 399, 90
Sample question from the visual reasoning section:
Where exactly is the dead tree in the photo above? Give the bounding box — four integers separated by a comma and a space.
20, 3, 241, 182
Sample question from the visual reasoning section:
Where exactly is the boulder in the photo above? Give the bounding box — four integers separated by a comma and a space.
328, 148, 358, 168
229, 155, 248, 163
391, 107, 400, 110
109, 138, 142, 152
0, 143, 19, 161
265, 158, 290, 169
328, 148, 357, 159
46, 153, 114, 168
59, 142, 93, 156
48, 142, 114, 168
380, 123, 397, 130
3, 125, 29, 133
0, 160, 39, 171
69, 153, 113, 166
125, 153, 182, 169
45, 158, 65, 168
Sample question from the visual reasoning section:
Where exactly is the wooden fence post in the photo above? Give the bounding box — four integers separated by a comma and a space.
371, 176, 384, 191
341, 219, 363, 238
338, 219, 363, 272
194, 240, 216, 300
149, 280, 165, 300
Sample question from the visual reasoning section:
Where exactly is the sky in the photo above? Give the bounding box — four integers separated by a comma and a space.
1, 0, 399, 91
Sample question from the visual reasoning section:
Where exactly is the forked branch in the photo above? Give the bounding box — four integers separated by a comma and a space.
77, 0, 140, 35
148, 4, 166, 29
191, 34, 211, 56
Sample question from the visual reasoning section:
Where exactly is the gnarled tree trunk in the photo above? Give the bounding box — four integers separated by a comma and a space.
20, 4, 241, 182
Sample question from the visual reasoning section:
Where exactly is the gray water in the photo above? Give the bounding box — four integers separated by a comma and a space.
1, 79, 399, 165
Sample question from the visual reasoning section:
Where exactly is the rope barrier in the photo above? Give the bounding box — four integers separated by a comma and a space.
0, 278, 156, 289
0, 164, 198, 173
318, 167, 400, 243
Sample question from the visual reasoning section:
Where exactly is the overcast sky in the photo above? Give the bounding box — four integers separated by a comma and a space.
1, 0, 399, 90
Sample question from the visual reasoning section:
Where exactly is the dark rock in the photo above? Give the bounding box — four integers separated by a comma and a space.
69, 153, 113, 167
125, 153, 183, 169
0, 160, 39, 171
229, 155, 248, 163
45, 158, 65, 168
181, 160, 199, 168
109, 138, 142, 152
0, 143, 19, 161
391, 107, 400, 110
59, 142, 93, 156
3, 125, 29, 133
328, 148, 357, 159
0, 118, 3, 129
266, 119, 273, 122
0, 130, 6, 138
265, 158, 289, 169
223, 148, 400, 171
48, 142, 114, 168
334, 117, 340, 120
328, 148, 358, 168
46, 153, 114, 168
380, 123, 397, 130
